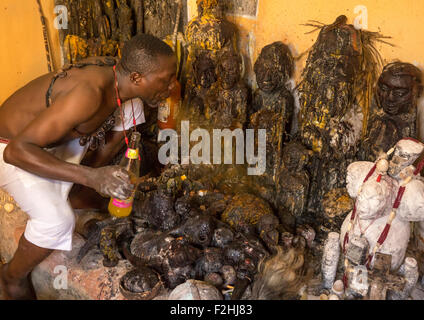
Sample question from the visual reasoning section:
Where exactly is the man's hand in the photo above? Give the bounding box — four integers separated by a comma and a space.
87, 166, 134, 200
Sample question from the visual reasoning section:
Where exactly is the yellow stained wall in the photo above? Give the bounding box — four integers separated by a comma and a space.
2, 0, 424, 104
0, 0, 61, 105
188, 0, 424, 85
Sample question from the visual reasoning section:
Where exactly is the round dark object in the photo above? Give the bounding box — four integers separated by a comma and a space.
119, 267, 163, 300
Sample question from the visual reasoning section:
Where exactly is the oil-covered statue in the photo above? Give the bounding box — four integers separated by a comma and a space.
298, 15, 388, 222
205, 49, 248, 129
249, 42, 295, 185
359, 62, 423, 162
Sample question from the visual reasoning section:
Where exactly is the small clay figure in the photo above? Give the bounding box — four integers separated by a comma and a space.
195, 247, 225, 277
360, 62, 423, 161
274, 141, 311, 229
211, 227, 234, 248
341, 162, 407, 271
256, 214, 280, 252
251, 42, 294, 116
184, 51, 217, 126
185, 0, 238, 66
170, 214, 218, 247
205, 49, 248, 129
249, 42, 295, 183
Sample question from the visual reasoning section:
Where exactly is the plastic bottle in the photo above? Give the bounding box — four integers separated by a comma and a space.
157, 80, 181, 130
108, 131, 141, 218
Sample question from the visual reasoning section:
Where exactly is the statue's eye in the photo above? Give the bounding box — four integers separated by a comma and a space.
394, 89, 408, 97
380, 84, 390, 91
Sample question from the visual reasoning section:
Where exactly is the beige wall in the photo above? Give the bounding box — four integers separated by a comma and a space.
2, 0, 424, 103
0, 0, 61, 105
189, 0, 424, 86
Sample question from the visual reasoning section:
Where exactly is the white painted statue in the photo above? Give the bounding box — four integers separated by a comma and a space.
322, 138, 424, 298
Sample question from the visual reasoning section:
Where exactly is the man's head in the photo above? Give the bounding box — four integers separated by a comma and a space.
254, 42, 293, 93
377, 62, 423, 116
118, 34, 177, 105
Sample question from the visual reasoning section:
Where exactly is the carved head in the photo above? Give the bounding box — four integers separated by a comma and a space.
196, 0, 222, 15
217, 50, 242, 89
388, 138, 424, 179
356, 179, 393, 220
254, 42, 293, 93
193, 52, 217, 88
281, 141, 312, 172
168, 240, 201, 268
377, 62, 423, 116
314, 15, 362, 81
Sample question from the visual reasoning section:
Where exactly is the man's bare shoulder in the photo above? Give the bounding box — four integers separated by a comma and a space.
53, 82, 104, 119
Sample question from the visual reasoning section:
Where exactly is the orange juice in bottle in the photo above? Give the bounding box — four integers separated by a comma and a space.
108, 131, 141, 218
157, 80, 181, 130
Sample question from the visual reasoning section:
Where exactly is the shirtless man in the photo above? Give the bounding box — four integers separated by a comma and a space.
0, 34, 177, 299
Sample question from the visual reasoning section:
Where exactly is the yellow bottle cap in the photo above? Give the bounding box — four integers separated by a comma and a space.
126, 148, 139, 160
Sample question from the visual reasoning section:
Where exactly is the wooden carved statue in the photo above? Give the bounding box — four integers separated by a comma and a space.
184, 51, 217, 127
185, 0, 238, 63
298, 15, 386, 217
144, 0, 183, 39
205, 49, 248, 129
359, 62, 423, 162
184, 0, 238, 99
249, 42, 295, 183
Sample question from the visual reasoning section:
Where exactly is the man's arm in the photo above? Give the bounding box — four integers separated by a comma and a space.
81, 130, 127, 168
3, 85, 133, 199
4, 85, 100, 185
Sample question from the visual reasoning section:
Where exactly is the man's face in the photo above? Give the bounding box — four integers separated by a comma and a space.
137, 55, 177, 106
378, 73, 416, 116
